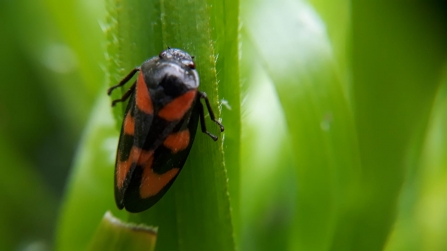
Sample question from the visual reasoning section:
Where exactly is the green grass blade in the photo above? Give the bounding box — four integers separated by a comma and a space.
87, 212, 157, 251
106, 0, 239, 250
241, 0, 360, 250
240, 46, 298, 251
385, 67, 447, 251
351, 3, 447, 249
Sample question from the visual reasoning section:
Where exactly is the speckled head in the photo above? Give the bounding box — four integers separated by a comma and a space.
139, 48, 200, 100
159, 48, 196, 69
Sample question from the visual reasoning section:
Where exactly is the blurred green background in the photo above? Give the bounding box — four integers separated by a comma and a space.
1, 0, 447, 250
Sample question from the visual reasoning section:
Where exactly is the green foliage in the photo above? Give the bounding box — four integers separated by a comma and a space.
240, 0, 447, 251
1, 0, 447, 250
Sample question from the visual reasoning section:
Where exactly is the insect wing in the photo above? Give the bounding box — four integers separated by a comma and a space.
114, 70, 200, 212
114, 89, 138, 209
115, 71, 157, 209
122, 97, 200, 213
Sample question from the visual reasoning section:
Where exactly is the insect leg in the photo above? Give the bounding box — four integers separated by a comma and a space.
107, 67, 140, 95
198, 92, 225, 132
198, 101, 218, 141
111, 81, 136, 106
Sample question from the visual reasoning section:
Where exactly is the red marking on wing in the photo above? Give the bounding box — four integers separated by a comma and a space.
116, 147, 141, 189
139, 152, 180, 198
158, 90, 196, 121
136, 71, 154, 114
163, 130, 190, 153
123, 112, 135, 135
137, 149, 154, 166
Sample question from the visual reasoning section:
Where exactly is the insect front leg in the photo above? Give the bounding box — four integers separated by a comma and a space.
107, 67, 140, 95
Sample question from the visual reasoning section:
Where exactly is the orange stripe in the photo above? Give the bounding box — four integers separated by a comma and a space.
163, 130, 190, 153
136, 71, 154, 114
137, 149, 154, 166
140, 163, 180, 198
116, 147, 141, 189
123, 112, 135, 135
158, 90, 196, 121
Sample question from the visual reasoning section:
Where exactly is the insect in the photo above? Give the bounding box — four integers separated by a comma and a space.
107, 48, 224, 213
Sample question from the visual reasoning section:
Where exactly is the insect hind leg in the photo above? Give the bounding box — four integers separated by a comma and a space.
107, 67, 140, 95
198, 91, 225, 132
198, 101, 218, 141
